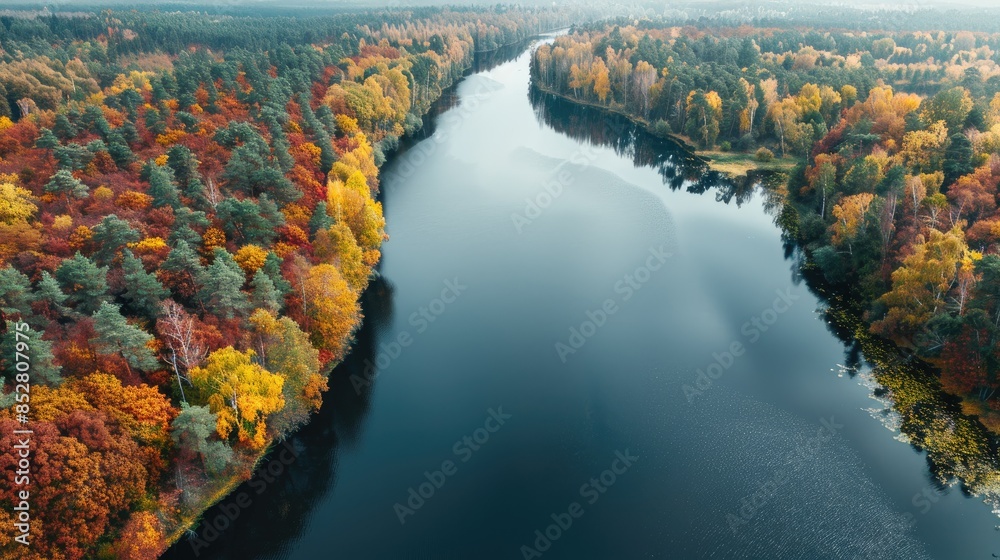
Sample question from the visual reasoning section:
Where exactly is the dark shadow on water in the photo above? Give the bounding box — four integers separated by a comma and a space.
163, 40, 530, 559
161, 277, 393, 560
527, 85, 792, 211
529, 74, 1000, 511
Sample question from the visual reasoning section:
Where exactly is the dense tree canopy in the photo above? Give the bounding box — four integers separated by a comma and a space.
0, 5, 580, 557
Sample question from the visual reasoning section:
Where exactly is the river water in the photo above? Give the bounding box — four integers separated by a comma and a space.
165, 34, 1000, 560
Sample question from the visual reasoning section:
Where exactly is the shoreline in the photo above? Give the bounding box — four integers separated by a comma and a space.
531, 78, 1000, 513
531, 83, 800, 177
160, 32, 552, 556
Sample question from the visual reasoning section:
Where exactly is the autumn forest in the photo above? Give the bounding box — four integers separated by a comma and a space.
8, 2, 1000, 559
0, 5, 577, 559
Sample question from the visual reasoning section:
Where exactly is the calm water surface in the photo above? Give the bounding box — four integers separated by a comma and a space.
165, 35, 1000, 560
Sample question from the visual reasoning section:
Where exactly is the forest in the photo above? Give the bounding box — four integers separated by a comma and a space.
532, 22, 1000, 436
0, 6, 579, 559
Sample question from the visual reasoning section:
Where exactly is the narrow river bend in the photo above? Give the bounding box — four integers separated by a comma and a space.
165, 34, 1000, 560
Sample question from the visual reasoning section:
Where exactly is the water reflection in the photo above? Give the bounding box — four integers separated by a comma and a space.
528, 86, 788, 212
530, 76, 1000, 532
162, 277, 393, 559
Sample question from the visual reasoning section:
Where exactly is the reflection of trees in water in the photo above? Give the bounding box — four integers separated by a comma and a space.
161, 277, 393, 560
474, 39, 533, 73
390, 39, 534, 156
528, 86, 792, 211
532, 80, 1000, 510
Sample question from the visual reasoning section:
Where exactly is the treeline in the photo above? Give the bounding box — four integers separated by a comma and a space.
533, 23, 1000, 435
534, 25, 1000, 154
0, 6, 580, 559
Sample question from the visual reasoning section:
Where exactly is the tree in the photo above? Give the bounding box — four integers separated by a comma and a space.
219, 126, 301, 204
216, 196, 284, 246
249, 309, 324, 437
35, 127, 59, 150
171, 403, 233, 474
301, 263, 360, 358
33, 270, 69, 321
91, 215, 140, 266
261, 251, 291, 298
121, 250, 168, 320
56, 253, 110, 314
250, 269, 282, 313
54, 142, 95, 171
315, 222, 369, 292
234, 244, 268, 274
768, 97, 803, 156
900, 121, 948, 173
0, 266, 33, 319
159, 240, 204, 301
808, 154, 838, 218
737, 78, 759, 135
91, 302, 159, 376
116, 512, 167, 560
0, 181, 37, 225
943, 133, 975, 188
308, 201, 333, 235
1, 327, 60, 386
0, 419, 109, 559
53, 113, 78, 140
923, 87, 973, 133
831, 193, 876, 255
685, 90, 722, 149
843, 156, 885, 196
198, 248, 250, 319
874, 226, 968, 339
44, 169, 89, 204
189, 346, 284, 449
592, 58, 611, 104
146, 163, 182, 209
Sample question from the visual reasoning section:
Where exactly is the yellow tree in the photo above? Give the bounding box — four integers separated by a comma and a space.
189, 347, 284, 449
592, 58, 611, 104
248, 309, 325, 437
899, 120, 948, 172
831, 193, 876, 254
234, 244, 268, 274
768, 97, 802, 156
314, 221, 369, 293
0, 180, 37, 225
302, 263, 361, 359
796, 83, 823, 115
874, 226, 968, 338
568, 62, 592, 99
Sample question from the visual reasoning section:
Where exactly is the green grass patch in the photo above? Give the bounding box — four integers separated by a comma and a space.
699, 150, 799, 176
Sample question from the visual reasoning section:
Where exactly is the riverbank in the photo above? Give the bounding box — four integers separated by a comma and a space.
531, 84, 802, 177
160, 32, 558, 556
533, 74, 1000, 528
694, 149, 800, 176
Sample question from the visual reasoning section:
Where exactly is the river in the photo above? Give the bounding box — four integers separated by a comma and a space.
164, 34, 1000, 560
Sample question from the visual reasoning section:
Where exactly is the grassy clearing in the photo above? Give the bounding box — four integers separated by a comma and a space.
698, 150, 800, 176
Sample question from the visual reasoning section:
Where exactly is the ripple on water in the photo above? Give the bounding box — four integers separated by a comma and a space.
667, 393, 933, 560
